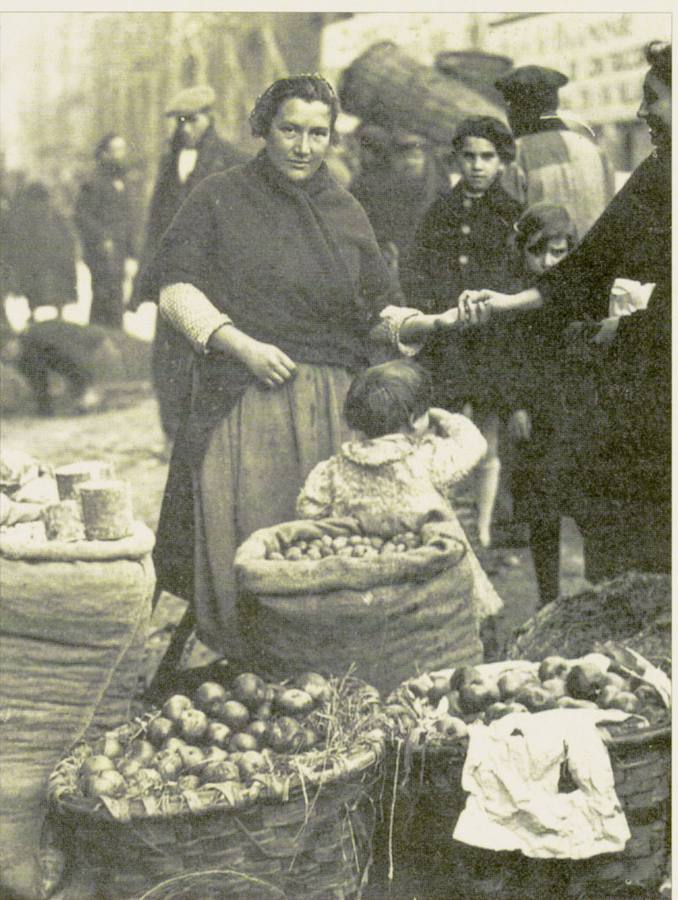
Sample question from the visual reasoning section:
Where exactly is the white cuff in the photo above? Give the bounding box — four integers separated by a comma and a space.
159, 283, 232, 353
380, 305, 426, 356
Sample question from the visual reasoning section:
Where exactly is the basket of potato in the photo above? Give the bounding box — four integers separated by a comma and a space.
380, 647, 671, 898
48, 672, 385, 900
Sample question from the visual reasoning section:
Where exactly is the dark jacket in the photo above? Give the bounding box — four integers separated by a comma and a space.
401, 178, 524, 411
74, 166, 135, 269
133, 125, 248, 307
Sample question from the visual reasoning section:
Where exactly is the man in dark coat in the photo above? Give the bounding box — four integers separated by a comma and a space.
496, 65, 615, 238
131, 84, 248, 442
74, 134, 136, 329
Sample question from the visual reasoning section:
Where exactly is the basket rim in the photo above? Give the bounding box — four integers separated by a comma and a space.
49, 681, 386, 824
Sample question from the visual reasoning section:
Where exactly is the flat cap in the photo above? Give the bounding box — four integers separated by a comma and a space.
495, 65, 568, 101
165, 84, 216, 117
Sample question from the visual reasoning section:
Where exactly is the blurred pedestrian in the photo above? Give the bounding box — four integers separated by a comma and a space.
496, 65, 615, 238
3, 181, 77, 320
75, 133, 136, 329
351, 127, 447, 277
0, 319, 124, 416
131, 85, 248, 443
401, 116, 524, 548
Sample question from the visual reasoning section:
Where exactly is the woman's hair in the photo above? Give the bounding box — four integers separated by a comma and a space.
94, 132, 121, 160
512, 202, 577, 263
249, 74, 341, 143
452, 116, 516, 163
344, 359, 431, 439
645, 41, 671, 87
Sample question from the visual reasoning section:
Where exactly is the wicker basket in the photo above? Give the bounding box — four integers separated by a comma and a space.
338, 41, 505, 145
48, 680, 385, 900
382, 660, 671, 898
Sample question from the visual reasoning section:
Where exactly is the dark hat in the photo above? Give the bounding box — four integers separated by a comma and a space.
495, 65, 568, 103
165, 84, 216, 118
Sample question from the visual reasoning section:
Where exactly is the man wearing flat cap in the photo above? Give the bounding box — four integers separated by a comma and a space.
496, 65, 614, 238
132, 84, 248, 442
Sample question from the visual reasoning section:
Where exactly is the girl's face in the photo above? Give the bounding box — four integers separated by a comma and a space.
456, 136, 503, 194
266, 98, 332, 183
524, 235, 570, 276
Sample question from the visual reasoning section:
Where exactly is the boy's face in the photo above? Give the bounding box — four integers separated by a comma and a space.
457, 136, 503, 194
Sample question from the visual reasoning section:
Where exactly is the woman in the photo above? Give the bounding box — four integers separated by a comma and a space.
149, 75, 459, 668
458, 42, 671, 582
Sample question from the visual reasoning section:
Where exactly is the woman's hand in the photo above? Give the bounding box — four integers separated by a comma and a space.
457, 290, 499, 326
239, 337, 297, 388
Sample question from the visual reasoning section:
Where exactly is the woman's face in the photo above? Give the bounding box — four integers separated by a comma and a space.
265, 98, 332, 183
637, 70, 671, 154
524, 236, 570, 276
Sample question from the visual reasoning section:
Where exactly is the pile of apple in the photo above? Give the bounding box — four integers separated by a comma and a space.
77, 672, 332, 800
266, 530, 422, 561
398, 654, 667, 741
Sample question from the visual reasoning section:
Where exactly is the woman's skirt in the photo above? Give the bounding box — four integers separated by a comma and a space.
193, 363, 353, 658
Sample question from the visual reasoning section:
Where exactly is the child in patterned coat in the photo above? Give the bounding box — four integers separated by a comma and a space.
296, 359, 503, 622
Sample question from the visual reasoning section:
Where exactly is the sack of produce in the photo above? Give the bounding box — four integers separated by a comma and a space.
507, 572, 672, 676
234, 517, 483, 696
49, 672, 385, 900
381, 649, 671, 898
0, 523, 154, 900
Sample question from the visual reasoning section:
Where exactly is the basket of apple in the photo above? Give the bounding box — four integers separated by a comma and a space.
48, 672, 386, 900
380, 646, 671, 897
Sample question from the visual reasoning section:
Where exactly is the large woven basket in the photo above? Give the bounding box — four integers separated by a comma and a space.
48, 680, 385, 900
381, 660, 671, 898
338, 41, 506, 146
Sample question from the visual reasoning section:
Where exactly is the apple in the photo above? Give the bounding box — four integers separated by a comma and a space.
292, 672, 330, 704
262, 684, 278, 704
178, 744, 206, 771
597, 685, 621, 709
162, 694, 193, 722
146, 716, 176, 746
608, 691, 641, 714
435, 714, 469, 737
80, 754, 115, 778
117, 758, 142, 779
84, 770, 126, 798
178, 708, 209, 742
101, 733, 124, 760
267, 717, 301, 753
299, 726, 320, 751
538, 656, 570, 682
154, 750, 183, 780
566, 663, 607, 701
194, 681, 227, 715
232, 673, 267, 709
128, 739, 157, 766
427, 673, 453, 704
229, 732, 259, 752
134, 767, 164, 792
237, 750, 268, 779
255, 702, 273, 721
498, 670, 537, 700
201, 759, 240, 784
177, 774, 201, 791
514, 684, 557, 712
601, 672, 629, 692
450, 666, 485, 691
203, 746, 228, 765
274, 688, 314, 717
459, 679, 500, 714
503, 702, 528, 715
205, 722, 232, 749
484, 702, 512, 722
162, 736, 187, 755
218, 700, 250, 731
245, 720, 269, 745
541, 678, 566, 700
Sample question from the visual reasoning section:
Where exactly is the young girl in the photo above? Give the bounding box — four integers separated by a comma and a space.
296, 358, 503, 623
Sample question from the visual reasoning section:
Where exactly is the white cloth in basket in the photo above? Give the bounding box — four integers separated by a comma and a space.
454, 708, 637, 858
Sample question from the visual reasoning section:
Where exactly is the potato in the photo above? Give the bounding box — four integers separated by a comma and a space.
268, 551, 284, 561
332, 536, 349, 550
284, 547, 303, 561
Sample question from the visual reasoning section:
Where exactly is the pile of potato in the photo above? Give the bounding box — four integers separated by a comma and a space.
77, 672, 332, 800
397, 654, 667, 741
266, 530, 422, 561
